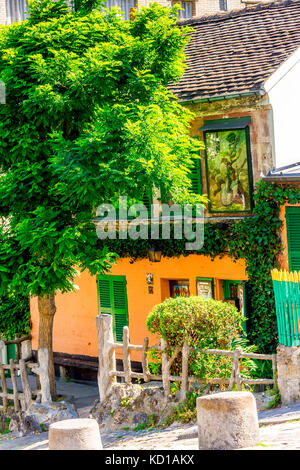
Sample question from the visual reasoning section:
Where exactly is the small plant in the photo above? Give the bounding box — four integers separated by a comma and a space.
162, 389, 201, 426
133, 414, 156, 432
120, 396, 132, 410
133, 422, 148, 432
0, 418, 11, 435
265, 386, 281, 409
40, 423, 46, 432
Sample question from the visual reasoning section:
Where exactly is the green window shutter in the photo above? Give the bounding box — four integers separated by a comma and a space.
97, 275, 129, 342
286, 207, 300, 271
189, 157, 202, 195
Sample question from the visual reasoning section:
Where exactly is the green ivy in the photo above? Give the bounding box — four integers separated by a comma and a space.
97, 180, 300, 353
0, 292, 31, 341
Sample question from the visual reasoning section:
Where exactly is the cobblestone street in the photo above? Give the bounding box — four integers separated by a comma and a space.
1, 418, 300, 450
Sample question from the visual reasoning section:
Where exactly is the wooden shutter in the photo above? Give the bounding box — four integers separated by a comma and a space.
286, 206, 300, 271
189, 157, 202, 196
97, 275, 129, 342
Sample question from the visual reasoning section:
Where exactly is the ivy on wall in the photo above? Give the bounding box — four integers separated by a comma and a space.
98, 181, 300, 353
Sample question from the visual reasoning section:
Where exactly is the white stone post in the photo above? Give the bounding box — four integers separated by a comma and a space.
96, 314, 116, 402
32, 348, 52, 404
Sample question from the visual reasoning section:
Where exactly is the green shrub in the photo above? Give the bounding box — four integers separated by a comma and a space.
0, 292, 31, 341
147, 296, 244, 349
146, 296, 249, 380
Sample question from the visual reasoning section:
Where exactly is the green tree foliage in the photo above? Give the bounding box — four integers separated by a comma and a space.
0, 0, 204, 395
0, 0, 203, 298
0, 292, 31, 340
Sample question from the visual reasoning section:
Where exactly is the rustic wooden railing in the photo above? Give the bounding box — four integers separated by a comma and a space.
96, 314, 277, 402
2, 334, 32, 362
0, 359, 40, 412
0, 346, 51, 412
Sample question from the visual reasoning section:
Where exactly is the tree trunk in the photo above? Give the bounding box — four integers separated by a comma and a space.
38, 294, 57, 399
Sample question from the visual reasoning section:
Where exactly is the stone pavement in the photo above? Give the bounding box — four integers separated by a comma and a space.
1, 379, 300, 450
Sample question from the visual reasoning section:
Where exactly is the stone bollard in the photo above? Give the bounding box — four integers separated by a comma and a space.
49, 418, 102, 450
277, 344, 300, 403
197, 391, 259, 450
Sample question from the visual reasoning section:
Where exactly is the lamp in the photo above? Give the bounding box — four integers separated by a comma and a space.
148, 247, 162, 263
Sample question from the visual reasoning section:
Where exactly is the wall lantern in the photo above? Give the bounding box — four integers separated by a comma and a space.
148, 247, 162, 263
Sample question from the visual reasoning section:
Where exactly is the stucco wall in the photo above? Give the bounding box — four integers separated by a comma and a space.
0, 0, 7, 24
30, 253, 247, 361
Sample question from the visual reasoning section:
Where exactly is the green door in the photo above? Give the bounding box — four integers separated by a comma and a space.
97, 274, 129, 342
286, 206, 300, 271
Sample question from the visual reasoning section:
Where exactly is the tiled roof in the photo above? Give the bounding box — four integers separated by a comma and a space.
170, 1, 300, 102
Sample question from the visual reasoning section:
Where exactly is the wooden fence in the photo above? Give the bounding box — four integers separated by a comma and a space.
3, 334, 32, 362
272, 269, 300, 346
0, 359, 40, 412
96, 314, 277, 401
0, 339, 51, 412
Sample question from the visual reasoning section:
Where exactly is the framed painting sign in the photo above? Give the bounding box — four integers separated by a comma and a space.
196, 278, 214, 299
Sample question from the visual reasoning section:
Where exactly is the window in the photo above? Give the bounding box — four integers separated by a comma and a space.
200, 117, 253, 213
286, 206, 300, 271
219, 0, 228, 11
97, 274, 129, 342
102, 0, 136, 20
6, 0, 28, 24
178, 2, 193, 19
196, 277, 214, 299
169, 280, 190, 298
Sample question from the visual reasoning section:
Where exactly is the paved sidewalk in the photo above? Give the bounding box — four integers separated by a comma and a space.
1, 381, 300, 450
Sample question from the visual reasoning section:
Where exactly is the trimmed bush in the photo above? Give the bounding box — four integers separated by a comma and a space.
146, 296, 248, 380
147, 296, 244, 349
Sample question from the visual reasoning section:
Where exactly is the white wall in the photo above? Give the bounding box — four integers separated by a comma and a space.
264, 48, 300, 168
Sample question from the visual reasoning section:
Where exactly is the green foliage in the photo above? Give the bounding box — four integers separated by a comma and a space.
147, 296, 246, 379
120, 396, 132, 409
0, 417, 11, 435
265, 386, 281, 409
147, 296, 244, 349
0, 292, 31, 340
0, 0, 204, 299
133, 414, 156, 431
163, 389, 201, 426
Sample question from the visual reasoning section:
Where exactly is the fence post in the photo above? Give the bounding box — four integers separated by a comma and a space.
0, 364, 8, 408
32, 348, 52, 403
229, 347, 242, 391
161, 338, 170, 397
123, 326, 131, 384
19, 359, 32, 410
181, 342, 189, 401
10, 359, 20, 411
142, 337, 151, 383
272, 354, 277, 388
96, 314, 116, 402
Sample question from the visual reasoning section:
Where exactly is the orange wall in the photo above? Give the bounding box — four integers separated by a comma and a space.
278, 203, 300, 270
30, 254, 247, 362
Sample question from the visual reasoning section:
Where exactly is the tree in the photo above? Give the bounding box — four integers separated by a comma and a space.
0, 0, 204, 397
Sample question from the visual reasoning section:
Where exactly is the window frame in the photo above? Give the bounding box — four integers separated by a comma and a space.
203, 121, 254, 214
196, 277, 214, 299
